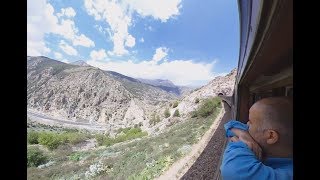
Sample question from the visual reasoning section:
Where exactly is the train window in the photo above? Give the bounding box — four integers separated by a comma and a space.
286, 86, 293, 96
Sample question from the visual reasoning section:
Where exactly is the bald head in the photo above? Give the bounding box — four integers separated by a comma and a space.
250, 96, 293, 145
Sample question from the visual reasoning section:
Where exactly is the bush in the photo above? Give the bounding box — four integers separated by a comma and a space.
195, 98, 199, 104
164, 109, 171, 118
149, 113, 161, 125
95, 134, 106, 146
191, 111, 198, 118
197, 97, 221, 118
27, 147, 48, 167
96, 127, 148, 147
60, 132, 87, 145
38, 132, 62, 150
27, 131, 39, 144
173, 109, 180, 117
172, 101, 179, 108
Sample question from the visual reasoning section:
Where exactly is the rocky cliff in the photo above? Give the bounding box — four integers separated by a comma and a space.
27, 56, 177, 135
172, 68, 237, 118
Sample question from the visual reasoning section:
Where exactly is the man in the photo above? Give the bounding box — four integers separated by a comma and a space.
220, 96, 293, 180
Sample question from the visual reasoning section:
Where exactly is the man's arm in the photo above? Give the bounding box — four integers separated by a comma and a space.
230, 128, 263, 160
220, 141, 276, 180
221, 120, 281, 180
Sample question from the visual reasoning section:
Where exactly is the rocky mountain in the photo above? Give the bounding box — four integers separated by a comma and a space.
137, 78, 195, 96
27, 56, 177, 135
172, 69, 237, 118
137, 69, 237, 135
27, 56, 236, 136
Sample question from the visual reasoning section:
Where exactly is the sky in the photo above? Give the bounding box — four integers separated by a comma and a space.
27, 0, 239, 87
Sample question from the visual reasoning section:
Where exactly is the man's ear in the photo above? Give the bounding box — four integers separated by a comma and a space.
264, 129, 279, 144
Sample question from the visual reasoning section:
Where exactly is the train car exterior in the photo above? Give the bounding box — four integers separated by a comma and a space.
233, 0, 292, 122
215, 0, 292, 179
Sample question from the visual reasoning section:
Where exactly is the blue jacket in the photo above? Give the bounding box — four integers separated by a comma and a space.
220, 120, 293, 180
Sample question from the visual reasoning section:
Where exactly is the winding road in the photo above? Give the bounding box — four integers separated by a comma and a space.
27, 110, 108, 132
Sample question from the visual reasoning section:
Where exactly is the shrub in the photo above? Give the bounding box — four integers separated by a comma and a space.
197, 97, 221, 117
149, 113, 161, 125
27, 131, 39, 144
95, 134, 106, 146
190, 111, 198, 118
27, 146, 48, 167
96, 127, 148, 147
172, 101, 179, 108
38, 132, 62, 150
173, 109, 180, 117
195, 98, 200, 104
68, 152, 86, 161
164, 109, 170, 118
61, 132, 87, 145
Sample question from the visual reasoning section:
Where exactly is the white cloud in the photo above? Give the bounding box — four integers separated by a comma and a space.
54, 52, 62, 59
84, 0, 132, 56
125, 34, 135, 47
73, 34, 95, 47
148, 26, 153, 31
127, 0, 182, 22
90, 49, 107, 60
59, 40, 78, 56
87, 58, 220, 86
84, 0, 181, 56
139, 38, 144, 43
27, 0, 94, 56
151, 47, 169, 64
57, 7, 76, 18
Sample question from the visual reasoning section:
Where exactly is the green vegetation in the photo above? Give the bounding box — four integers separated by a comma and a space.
164, 108, 171, 118
149, 113, 161, 125
191, 111, 198, 118
173, 109, 180, 117
27, 100, 222, 179
28, 131, 91, 150
38, 132, 63, 150
172, 101, 179, 108
95, 127, 148, 147
27, 131, 39, 144
68, 151, 89, 161
192, 97, 221, 118
27, 146, 48, 167
195, 98, 200, 103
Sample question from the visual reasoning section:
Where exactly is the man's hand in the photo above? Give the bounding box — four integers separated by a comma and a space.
229, 128, 263, 160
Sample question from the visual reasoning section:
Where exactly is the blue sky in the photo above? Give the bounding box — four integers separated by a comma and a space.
27, 0, 239, 86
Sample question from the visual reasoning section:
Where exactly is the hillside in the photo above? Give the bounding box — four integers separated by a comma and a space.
27, 56, 177, 135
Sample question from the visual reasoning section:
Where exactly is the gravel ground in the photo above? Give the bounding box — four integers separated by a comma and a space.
180, 102, 230, 180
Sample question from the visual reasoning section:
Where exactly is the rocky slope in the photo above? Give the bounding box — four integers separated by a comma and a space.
170, 68, 237, 118
27, 56, 177, 135
140, 69, 237, 135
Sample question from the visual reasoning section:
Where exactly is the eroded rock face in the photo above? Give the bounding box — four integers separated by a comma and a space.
27, 56, 176, 134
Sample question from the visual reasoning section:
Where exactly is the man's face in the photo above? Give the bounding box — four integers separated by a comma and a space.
247, 104, 266, 147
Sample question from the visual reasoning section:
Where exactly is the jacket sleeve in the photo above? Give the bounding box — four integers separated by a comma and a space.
220, 141, 276, 180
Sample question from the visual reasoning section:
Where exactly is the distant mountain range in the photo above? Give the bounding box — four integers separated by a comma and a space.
137, 78, 195, 96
